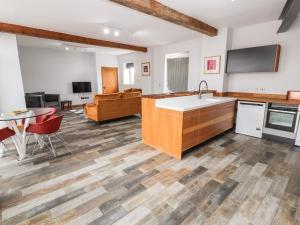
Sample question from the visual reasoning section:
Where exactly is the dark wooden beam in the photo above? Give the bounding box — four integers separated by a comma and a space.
277, 0, 300, 33
109, 0, 218, 37
0, 22, 148, 52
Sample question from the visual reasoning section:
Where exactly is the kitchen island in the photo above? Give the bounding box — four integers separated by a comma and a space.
142, 94, 237, 159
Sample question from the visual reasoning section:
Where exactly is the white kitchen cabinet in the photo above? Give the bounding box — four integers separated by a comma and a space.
235, 101, 266, 138
295, 106, 300, 146
296, 127, 300, 146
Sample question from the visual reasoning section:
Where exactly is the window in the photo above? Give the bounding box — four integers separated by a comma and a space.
164, 52, 189, 93
123, 63, 135, 85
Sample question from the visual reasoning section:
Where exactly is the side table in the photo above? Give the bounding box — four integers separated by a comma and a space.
61, 100, 72, 110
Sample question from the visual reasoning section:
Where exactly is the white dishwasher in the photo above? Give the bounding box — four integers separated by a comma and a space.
235, 101, 266, 138
295, 105, 300, 146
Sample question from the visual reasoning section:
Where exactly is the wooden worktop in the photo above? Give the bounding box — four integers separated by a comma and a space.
143, 91, 300, 105
142, 91, 215, 99
230, 96, 300, 105
223, 92, 300, 105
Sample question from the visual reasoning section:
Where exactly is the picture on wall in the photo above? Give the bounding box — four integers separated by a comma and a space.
204, 56, 221, 74
141, 62, 150, 76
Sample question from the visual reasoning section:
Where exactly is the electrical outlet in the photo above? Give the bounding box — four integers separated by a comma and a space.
256, 87, 266, 93
80, 96, 90, 100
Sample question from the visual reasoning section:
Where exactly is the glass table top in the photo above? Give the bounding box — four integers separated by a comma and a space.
0, 108, 53, 121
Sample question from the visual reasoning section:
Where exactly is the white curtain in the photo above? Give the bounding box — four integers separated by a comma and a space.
166, 57, 189, 92
123, 63, 135, 85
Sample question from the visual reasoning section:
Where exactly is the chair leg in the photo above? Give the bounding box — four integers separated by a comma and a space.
0, 141, 9, 150
0, 142, 6, 157
48, 136, 57, 157
32, 135, 57, 158
32, 135, 45, 155
55, 132, 65, 142
32, 137, 40, 155
0, 140, 14, 157
26, 134, 31, 145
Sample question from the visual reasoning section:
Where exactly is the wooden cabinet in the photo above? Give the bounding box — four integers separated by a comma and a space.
182, 110, 199, 150
142, 97, 236, 159
182, 102, 236, 153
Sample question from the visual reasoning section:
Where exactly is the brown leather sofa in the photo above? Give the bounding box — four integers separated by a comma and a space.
124, 88, 142, 93
85, 89, 142, 122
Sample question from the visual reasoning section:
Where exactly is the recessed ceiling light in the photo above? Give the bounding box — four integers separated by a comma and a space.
103, 27, 110, 35
114, 30, 120, 37
65, 47, 69, 51
232, 0, 235, 2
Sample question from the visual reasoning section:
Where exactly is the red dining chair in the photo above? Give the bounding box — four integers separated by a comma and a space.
25, 107, 57, 144
37, 107, 57, 123
23, 107, 57, 125
26, 115, 64, 157
0, 127, 15, 152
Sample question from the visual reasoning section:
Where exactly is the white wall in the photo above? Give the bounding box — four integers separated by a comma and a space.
118, 50, 152, 94
201, 28, 232, 92
18, 46, 97, 105
151, 38, 203, 93
117, 38, 207, 94
117, 31, 231, 94
0, 33, 26, 115
95, 51, 118, 94
117, 19, 300, 95
16, 18, 300, 103
228, 19, 300, 94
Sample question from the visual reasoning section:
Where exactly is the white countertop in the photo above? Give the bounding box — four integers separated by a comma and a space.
155, 95, 237, 111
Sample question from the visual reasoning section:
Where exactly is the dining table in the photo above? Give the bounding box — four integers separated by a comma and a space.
0, 108, 53, 160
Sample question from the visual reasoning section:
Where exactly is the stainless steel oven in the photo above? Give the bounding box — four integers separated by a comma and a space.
263, 103, 300, 144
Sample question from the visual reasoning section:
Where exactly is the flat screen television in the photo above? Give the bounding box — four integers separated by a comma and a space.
72, 82, 92, 93
226, 45, 281, 74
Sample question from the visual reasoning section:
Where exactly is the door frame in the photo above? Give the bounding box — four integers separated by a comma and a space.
101, 66, 119, 94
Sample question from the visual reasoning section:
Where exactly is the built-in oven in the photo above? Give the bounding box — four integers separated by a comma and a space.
263, 103, 300, 144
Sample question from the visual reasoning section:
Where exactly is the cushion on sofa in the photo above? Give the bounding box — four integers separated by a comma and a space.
124, 88, 142, 93
123, 88, 133, 93
122, 91, 142, 98
94, 92, 122, 104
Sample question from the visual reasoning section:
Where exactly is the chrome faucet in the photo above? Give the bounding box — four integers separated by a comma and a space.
198, 80, 208, 99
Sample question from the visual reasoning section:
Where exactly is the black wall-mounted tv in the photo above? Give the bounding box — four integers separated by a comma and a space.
72, 82, 92, 93
226, 45, 281, 74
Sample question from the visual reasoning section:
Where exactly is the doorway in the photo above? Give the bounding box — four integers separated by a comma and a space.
101, 67, 119, 94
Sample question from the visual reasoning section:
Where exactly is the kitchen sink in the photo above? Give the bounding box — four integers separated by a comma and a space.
203, 98, 222, 102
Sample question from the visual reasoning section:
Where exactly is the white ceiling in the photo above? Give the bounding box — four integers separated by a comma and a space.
0, 0, 200, 48
159, 0, 287, 28
16, 35, 135, 55
0, 0, 287, 50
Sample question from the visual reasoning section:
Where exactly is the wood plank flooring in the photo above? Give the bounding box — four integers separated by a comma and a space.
1, 112, 300, 225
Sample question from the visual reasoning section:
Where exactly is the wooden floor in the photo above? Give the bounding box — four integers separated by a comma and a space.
1, 112, 300, 225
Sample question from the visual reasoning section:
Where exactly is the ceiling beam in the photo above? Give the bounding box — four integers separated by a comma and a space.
109, 0, 218, 37
277, 0, 300, 33
0, 22, 148, 52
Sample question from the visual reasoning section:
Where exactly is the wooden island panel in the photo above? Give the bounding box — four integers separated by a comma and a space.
142, 97, 236, 160
182, 102, 235, 151
142, 98, 183, 159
